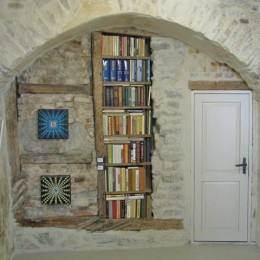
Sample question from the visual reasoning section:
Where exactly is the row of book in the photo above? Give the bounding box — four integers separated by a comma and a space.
102, 34, 150, 57
105, 166, 146, 192
105, 139, 152, 164
102, 59, 151, 82
103, 85, 151, 107
103, 111, 151, 136
106, 194, 146, 219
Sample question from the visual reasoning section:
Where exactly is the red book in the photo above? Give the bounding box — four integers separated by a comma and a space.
112, 200, 117, 219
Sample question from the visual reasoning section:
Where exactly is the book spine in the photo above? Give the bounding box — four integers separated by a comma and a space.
118, 86, 123, 106
136, 199, 141, 219
112, 200, 117, 219
121, 168, 126, 191
109, 167, 113, 192
136, 141, 141, 163
139, 167, 146, 191
130, 60, 137, 82
110, 60, 117, 81
135, 168, 139, 191
146, 59, 151, 82
117, 59, 123, 82
115, 168, 120, 191
136, 60, 143, 82
141, 197, 146, 218
114, 86, 119, 106
102, 59, 110, 81
126, 199, 131, 218
140, 141, 144, 162
123, 59, 130, 82
109, 87, 114, 106
120, 200, 125, 218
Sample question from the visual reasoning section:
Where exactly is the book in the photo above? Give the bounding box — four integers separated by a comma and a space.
102, 59, 110, 81
130, 60, 137, 82
121, 200, 125, 218
123, 60, 130, 81
146, 59, 151, 82
110, 60, 117, 81
139, 167, 146, 191
141, 197, 146, 218
136, 60, 143, 81
136, 199, 141, 218
107, 167, 113, 192
112, 200, 117, 219
117, 59, 123, 81
107, 200, 113, 218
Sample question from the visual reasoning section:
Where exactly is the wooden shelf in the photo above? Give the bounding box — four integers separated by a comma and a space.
102, 55, 151, 60
104, 134, 152, 138
103, 106, 151, 110
103, 81, 151, 86
104, 162, 152, 167
105, 190, 152, 195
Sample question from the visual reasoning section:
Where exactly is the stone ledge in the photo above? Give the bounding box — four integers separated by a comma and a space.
16, 216, 183, 231
21, 153, 93, 164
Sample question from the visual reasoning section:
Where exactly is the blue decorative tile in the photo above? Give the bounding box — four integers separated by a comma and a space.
41, 175, 71, 205
38, 109, 69, 139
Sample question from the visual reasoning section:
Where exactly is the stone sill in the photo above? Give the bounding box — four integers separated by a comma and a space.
16, 216, 183, 231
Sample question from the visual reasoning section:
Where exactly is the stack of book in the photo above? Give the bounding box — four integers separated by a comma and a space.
103, 110, 146, 136
106, 194, 146, 219
105, 140, 145, 164
102, 59, 151, 82
100, 33, 152, 220
105, 166, 146, 192
101, 34, 149, 57
104, 85, 151, 107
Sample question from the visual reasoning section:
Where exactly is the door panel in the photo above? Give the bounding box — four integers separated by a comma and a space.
194, 93, 251, 241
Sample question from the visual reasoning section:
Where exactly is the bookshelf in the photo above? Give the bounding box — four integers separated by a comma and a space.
92, 31, 153, 220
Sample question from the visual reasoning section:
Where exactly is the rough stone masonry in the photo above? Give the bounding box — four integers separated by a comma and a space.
13, 33, 247, 253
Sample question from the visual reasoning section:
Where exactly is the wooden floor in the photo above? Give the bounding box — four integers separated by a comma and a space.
13, 245, 260, 260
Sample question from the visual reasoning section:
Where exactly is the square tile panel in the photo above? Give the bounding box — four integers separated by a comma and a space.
41, 175, 71, 205
38, 109, 69, 139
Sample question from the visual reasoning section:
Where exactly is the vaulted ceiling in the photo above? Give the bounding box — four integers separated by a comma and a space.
0, 0, 259, 93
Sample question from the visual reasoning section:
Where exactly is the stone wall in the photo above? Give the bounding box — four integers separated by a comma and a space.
16, 33, 98, 219
13, 34, 257, 255
0, 99, 9, 259
0, 84, 15, 260
151, 36, 243, 221
14, 227, 185, 254
19, 34, 92, 86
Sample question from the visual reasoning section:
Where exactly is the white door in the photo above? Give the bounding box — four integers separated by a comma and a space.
193, 92, 251, 242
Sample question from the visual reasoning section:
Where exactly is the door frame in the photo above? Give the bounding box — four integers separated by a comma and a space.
190, 90, 254, 243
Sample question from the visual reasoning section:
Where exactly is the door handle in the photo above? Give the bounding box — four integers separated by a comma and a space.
235, 157, 247, 174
